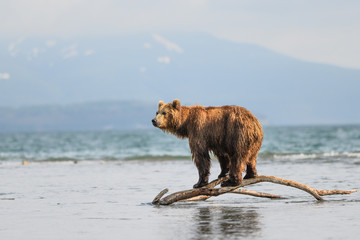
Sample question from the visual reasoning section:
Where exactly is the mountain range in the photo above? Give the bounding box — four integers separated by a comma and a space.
0, 33, 359, 130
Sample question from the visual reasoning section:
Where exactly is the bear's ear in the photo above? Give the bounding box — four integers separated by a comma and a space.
172, 99, 181, 110
158, 101, 165, 109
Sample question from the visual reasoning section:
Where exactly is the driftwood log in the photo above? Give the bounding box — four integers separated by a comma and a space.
152, 175, 357, 205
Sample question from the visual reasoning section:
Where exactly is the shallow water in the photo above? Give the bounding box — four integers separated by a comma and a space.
1, 159, 359, 240
1, 126, 360, 239
1, 125, 360, 163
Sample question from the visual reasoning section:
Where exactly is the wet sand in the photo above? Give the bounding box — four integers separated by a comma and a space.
1, 159, 359, 239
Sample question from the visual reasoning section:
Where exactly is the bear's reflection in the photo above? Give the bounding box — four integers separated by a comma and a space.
193, 205, 261, 239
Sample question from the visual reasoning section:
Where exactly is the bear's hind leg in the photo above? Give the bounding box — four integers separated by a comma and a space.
221, 154, 245, 187
244, 148, 259, 179
243, 162, 257, 179
214, 152, 229, 179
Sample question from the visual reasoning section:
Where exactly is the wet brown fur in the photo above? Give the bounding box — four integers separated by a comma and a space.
152, 99, 263, 188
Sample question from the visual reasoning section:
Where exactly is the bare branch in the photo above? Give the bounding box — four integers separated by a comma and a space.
178, 189, 285, 202
153, 175, 357, 205
244, 175, 324, 200
178, 196, 211, 202
152, 188, 169, 204
230, 189, 286, 199
317, 189, 357, 196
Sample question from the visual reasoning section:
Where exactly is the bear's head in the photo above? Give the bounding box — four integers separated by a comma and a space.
152, 99, 181, 130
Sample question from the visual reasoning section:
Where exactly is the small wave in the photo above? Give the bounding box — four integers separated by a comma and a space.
259, 152, 316, 160
274, 153, 317, 160
39, 157, 81, 163
343, 152, 360, 158
0, 154, 192, 165
1, 151, 359, 165
259, 151, 360, 163
124, 155, 191, 161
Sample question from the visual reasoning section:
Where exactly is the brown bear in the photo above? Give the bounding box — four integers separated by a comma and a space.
152, 99, 263, 188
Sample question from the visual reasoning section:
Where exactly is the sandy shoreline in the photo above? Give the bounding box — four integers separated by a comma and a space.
1, 159, 359, 239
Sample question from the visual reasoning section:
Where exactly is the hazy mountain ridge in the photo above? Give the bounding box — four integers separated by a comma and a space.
0, 101, 157, 132
0, 100, 268, 132
1, 33, 360, 127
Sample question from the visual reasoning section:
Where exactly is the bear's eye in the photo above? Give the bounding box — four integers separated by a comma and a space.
162, 112, 167, 115
156, 111, 159, 115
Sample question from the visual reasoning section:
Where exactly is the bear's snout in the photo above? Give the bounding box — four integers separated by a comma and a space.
152, 119, 157, 127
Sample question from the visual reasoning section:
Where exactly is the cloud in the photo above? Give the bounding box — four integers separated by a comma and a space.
8, 38, 23, 51
27, 47, 40, 61
62, 44, 78, 59
139, 66, 147, 72
152, 34, 183, 53
8, 43, 16, 52
0, 73, 10, 80
32, 47, 39, 57
84, 49, 95, 56
157, 56, 170, 64
8, 37, 24, 57
143, 43, 152, 49
45, 40, 56, 47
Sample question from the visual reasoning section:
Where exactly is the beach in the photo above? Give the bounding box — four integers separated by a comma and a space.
1, 157, 359, 240
1, 126, 360, 239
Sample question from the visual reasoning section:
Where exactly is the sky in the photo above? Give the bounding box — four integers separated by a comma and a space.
1, 0, 360, 69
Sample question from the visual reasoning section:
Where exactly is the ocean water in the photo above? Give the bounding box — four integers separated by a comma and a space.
1, 125, 360, 164
1, 125, 360, 239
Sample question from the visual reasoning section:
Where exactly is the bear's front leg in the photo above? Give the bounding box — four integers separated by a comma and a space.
192, 151, 211, 188
218, 168, 229, 179
193, 176, 209, 188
